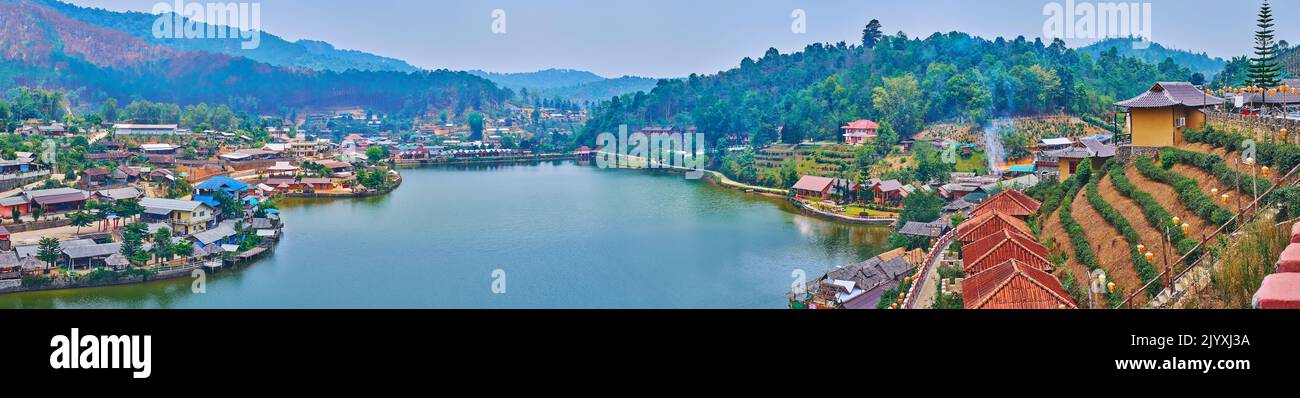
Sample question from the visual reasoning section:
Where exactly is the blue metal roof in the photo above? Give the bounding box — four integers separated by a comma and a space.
192, 195, 221, 208
195, 176, 249, 192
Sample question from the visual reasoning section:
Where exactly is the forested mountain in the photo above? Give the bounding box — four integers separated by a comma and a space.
1078, 37, 1226, 77
0, 0, 508, 116
471, 69, 660, 103
23, 0, 421, 73
579, 30, 1199, 148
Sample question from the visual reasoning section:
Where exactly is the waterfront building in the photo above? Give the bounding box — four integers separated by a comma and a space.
140, 197, 216, 236
1115, 82, 1223, 147
868, 179, 908, 206
791, 176, 835, 200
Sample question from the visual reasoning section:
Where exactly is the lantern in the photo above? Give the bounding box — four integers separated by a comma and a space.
1057, 304, 1067, 309
1172, 216, 1181, 225
899, 292, 906, 299
1262, 166, 1271, 176
1107, 281, 1116, 293
1211, 187, 1219, 195
890, 303, 898, 309
1245, 157, 1255, 166
1221, 193, 1231, 204
1181, 223, 1190, 233
1144, 252, 1155, 262
904, 276, 911, 284
1136, 243, 1146, 253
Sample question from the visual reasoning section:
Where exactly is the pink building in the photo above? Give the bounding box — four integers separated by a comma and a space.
841, 120, 879, 146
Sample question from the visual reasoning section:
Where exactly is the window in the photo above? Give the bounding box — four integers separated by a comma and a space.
1175, 117, 1186, 128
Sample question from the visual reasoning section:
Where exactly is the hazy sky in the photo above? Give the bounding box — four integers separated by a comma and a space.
66, 0, 1297, 78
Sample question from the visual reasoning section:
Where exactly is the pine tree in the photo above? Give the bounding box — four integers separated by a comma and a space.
1249, 0, 1282, 87
862, 20, 883, 49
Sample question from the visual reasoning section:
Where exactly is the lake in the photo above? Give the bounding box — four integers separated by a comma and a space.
0, 161, 891, 309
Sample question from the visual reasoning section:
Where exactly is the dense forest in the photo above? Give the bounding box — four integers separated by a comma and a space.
578, 26, 1200, 150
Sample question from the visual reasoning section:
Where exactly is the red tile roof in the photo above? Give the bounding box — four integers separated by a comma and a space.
963, 259, 1078, 309
792, 176, 835, 192
971, 190, 1041, 218
961, 229, 1052, 275
955, 210, 1033, 243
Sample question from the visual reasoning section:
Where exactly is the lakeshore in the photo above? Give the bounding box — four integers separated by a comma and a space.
0, 161, 892, 308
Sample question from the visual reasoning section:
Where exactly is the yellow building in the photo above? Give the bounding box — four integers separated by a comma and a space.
1115, 82, 1223, 147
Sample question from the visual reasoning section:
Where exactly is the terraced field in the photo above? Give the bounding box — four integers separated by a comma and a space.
1170, 164, 1249, 213
1097, 172, 1168, 277
1125, 163, 1213, 240
1069, 187, 1145, 306
1042, 208, 1086, 289
1180, 143, 1280, 184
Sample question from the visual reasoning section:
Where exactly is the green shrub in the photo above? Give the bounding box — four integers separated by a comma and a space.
1135, 157, 1233, 227
1108, 166, 1201, 263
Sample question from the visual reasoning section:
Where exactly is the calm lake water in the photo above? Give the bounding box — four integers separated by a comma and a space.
0, 162, 891, 309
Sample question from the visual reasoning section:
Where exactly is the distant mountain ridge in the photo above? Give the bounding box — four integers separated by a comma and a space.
0, 0, 507, 115
1077, 37, 1226, 76
25, 0, 421, 73
469, 68, 661, 102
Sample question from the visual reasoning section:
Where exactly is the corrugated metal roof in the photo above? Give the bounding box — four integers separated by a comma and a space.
141, 197, 206, 212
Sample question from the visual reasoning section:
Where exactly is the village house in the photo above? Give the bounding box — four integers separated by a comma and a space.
841, 119, 879, 146
85, 151, 132, 162
315, 160, 354, 177
955, 210, 1032, 244
1037, 136, 1116, 181
140, 197, 215, 236
1116, 82, 1224, 147
963, 259, 1078, 309
969, 190, 1041, 220
0, 187, 90, 216
114, 124, 179, 135
265, 177, 334, 192
868, 179, 908, 206
960, 229, 1053, 275
797, 248, 918, 309
91, 187, 143, 203
791, 176, 835, 200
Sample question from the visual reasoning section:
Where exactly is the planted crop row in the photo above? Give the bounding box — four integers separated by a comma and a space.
1135, 157, 1234, 227
1108, 167, 1201, 261
1161, 147, 1273, 197
1086, 163, 1161, 297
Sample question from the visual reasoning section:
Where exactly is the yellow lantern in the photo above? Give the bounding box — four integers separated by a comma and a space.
899, 292, 906, 299
890, 303, 898, 309
1107, 281, 1117, 293
1221, 193, 1231, 204
1172, 216, 1181, 225
1211, 187, 1219, 195
1136, 243, 1146, 253
1262, 166, 1271, 176
1182, 223, 1190, 233
1144, 252, 1155, 262
1057, 304, 1067, 309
